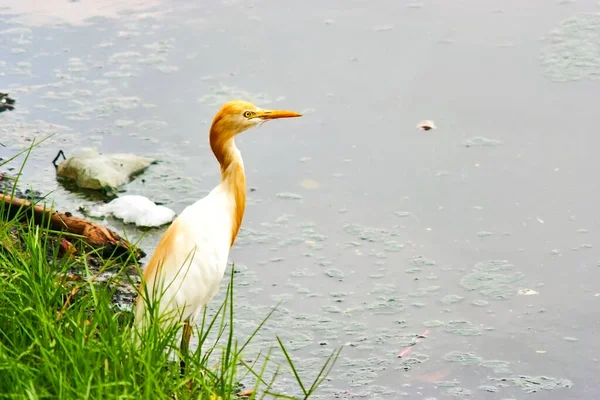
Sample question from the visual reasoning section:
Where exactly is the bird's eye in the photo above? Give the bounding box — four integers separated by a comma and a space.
243, 111, 254, 118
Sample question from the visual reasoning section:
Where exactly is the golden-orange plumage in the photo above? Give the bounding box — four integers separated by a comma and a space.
132, 100, 301, 372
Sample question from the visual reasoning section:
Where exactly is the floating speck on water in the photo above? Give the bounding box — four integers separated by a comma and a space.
410, 255, 437, 267
104, 70, 134, 78
551, 249, 561, 255
492, 375, 573, 393
369, 273, 384, 279
299, 156, 311, 162
478, 385, 498, 393
447, 387, 472, 397
321, 305, 342, 314
416, 120, 436, 131
396, 352, 429, 371
405, 267, 422, 274
324, 19, 335, 25
423, 320, 445, 328
109, 51, 142, 63
115, 119, 135, 128
435, 380, 460, 387
138, 120, 168, 131
395, 211, 411, 218
518, 288, 539, 295
11, 48, 26, 54
324, 268, 344, 279
156, 64, 179, 73
464, 136, 502, 147
564, 336, 579, 342
384, 240, 404, 252
476, 231, 494, 237
412, 302, 426, 308
344, 223, 395, 243
444, 320, 482, 336
441, 294, 465, 304
276, 192, 302, 200
409, 285, 441, 298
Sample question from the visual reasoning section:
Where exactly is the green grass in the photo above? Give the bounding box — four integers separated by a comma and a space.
0, 142, 341, 399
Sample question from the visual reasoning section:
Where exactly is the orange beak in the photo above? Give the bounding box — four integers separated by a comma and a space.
255, 109, 302, 120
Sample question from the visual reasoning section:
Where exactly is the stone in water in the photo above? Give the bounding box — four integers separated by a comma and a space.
56, 148, 155, 190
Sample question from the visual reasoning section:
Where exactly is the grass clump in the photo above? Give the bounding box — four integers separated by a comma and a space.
0, 143, 340, 399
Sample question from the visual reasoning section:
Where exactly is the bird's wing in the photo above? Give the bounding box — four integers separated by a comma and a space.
133, 216, 198, 325
133, 194, 233, 328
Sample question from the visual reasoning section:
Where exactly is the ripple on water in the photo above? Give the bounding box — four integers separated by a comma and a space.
446, 387, 472, 397
491, 375, 573, 393
541, 13, 600, 82
396, 352, 429, 371
440, 294, 465, 305
198, 85, 275, 107
459, 260, 523, 300
444, 320, 482, 336
444, 350, 511, 374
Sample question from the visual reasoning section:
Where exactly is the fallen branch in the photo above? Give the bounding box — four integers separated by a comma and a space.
0, 194, 145, 260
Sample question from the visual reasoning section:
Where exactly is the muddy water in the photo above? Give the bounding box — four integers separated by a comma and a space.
2, 0, 600, 398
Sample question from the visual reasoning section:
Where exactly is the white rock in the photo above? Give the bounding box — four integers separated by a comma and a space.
56, 148, 155, 190
90, 195, 176, 228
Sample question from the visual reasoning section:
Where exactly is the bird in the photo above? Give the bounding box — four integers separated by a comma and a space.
132, 100, 302, 374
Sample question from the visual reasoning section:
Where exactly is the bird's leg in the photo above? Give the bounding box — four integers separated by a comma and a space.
180, 318, 193, 377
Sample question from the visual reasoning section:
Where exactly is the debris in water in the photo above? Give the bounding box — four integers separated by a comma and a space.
416, 120, 436, 131
518, 288, 539, 295
463, 136, 502, 147
89, 195, 176, 228
492, 375, 573, 393
0, 92, 16, 112
276, 192, 302, 200
397, 329, 430, 358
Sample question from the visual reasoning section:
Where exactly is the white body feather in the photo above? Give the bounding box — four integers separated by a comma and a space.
134, 179, 237, 330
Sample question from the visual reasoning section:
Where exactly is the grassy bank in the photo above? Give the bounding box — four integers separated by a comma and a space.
0, 144, 340, 399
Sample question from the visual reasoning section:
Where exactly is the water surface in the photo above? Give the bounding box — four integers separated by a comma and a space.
1, 0, 600, 398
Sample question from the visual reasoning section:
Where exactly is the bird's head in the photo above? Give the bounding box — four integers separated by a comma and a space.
210, 100, 302, 141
